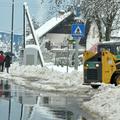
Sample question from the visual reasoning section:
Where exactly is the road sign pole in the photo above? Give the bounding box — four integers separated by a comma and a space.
74, 37, 79, 70
71, 23, 85, 70
67, 42, 69, 72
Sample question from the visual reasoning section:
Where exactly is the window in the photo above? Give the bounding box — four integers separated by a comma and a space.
43, 97, 49, 104
99, 47, 111, 52
116, 46, 120, 54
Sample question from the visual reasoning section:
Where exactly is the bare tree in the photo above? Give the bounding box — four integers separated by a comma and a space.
81, 0, 120, 41
26, 17, 40, 36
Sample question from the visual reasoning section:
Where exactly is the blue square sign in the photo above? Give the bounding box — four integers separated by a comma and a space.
71, 24, 85, 38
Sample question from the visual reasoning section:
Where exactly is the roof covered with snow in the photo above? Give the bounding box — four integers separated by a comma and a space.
26, 11, 72, 41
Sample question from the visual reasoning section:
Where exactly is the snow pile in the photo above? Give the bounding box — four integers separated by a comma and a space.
3, 62, 120, 120
7, 62, 83, 91
83, 84, 120, 120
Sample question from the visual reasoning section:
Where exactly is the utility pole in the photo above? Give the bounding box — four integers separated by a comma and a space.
74, 38, 79, 70
67, 41, 69, 72
11, 0, 15, 54
23, 3, 26, 49
23, 3, 44, 67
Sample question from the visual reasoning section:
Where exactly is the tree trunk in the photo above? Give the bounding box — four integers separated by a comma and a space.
95, 19, 102, 42
105, 23, 112, 41
85, 19, 92, 41
79, 18, 92, 46
95, 14, 103, 42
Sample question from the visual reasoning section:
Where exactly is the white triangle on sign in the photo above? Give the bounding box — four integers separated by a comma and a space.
74, 26, 82, 34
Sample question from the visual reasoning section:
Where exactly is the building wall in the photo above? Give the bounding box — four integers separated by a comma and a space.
46, 33, 70, 47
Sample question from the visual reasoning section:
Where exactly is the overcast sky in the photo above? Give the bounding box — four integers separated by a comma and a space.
0, 0, 43, 34
0, 0, 73, 34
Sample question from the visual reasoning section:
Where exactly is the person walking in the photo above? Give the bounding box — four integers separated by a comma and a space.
0, 51, 5, 72
5, 55, 11, 73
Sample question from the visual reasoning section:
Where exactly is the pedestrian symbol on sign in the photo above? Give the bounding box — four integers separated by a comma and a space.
75, 26, 82, 34
71, 24, 85, 38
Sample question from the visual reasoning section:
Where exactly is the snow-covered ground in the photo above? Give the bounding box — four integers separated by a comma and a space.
1, 62, 120, 120
82, 84, 120, 120
0, 62, 84, 92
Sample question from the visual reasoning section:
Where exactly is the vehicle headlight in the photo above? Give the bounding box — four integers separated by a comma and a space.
96, 64, 99, 67
85, 64, 88, 67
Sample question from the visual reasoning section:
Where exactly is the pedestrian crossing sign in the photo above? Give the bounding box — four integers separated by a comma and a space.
71, 24, 85, 38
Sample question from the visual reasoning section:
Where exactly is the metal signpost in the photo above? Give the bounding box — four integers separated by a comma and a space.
71, 23, 85, 70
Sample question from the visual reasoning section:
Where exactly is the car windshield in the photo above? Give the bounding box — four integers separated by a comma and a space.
116, 46, 120, 55
98, 45, 111, 52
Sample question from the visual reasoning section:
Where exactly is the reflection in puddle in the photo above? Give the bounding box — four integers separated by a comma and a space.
0, 80, 11, 98
0, 79, 81, 120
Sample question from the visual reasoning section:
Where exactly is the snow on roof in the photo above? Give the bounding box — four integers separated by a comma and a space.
99, 40, 120, 45
111, 30, 120, 37
26, 44, 39, 50
51, 48, 85, 53
26, 11, 72, 41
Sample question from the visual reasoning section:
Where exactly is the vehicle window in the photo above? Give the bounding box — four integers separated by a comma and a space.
99, 47, 111, 52
116, 46, 120, 54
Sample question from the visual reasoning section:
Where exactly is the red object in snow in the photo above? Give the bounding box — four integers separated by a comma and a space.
0, 54, 5, 63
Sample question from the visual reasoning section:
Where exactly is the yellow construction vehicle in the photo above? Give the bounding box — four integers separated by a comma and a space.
83, 41, 120, 88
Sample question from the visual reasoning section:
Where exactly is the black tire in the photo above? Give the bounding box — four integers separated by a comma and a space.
114, 74, 120, 86
81, 117, 87, 120
91, 85, 100, 89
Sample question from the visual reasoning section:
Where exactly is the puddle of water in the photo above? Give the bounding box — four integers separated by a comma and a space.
0, 79, 82, 120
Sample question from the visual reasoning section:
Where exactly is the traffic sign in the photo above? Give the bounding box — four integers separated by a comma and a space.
71, 24, 85, 38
